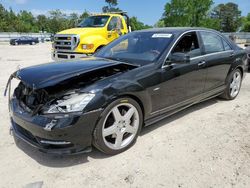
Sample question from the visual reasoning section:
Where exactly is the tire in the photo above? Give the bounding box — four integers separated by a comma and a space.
95, 45, 105, 53
31, 42, 35, 45
93, 97, 143, 155
220, 68, 242, 100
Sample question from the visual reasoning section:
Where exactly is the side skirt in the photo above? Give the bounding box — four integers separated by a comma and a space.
144, 85, 225, 127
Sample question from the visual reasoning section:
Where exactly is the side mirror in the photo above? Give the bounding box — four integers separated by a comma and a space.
169, 52, 190, 64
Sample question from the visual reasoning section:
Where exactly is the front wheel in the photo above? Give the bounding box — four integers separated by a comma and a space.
220, 69, 242, 100
93, 98, 143, 155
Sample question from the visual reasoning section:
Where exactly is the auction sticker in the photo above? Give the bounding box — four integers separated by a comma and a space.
152, 33, 173, 38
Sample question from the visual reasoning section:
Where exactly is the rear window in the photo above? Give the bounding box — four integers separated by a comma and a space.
200, 31, 224, 54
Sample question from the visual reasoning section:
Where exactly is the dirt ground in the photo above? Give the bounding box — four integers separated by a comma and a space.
0, 43, 250, 188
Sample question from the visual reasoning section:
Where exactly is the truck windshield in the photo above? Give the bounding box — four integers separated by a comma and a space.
95, 32, 174, 65
78, 16, 110, 28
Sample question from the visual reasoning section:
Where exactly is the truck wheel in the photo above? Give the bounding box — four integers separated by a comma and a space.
95, 46, 105, 53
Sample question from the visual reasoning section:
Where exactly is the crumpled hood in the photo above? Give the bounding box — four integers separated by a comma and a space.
57, 27, 102, 35
15, 58, 124, 89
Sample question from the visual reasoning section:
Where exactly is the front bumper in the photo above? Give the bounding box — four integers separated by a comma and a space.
52, 51, 88, 61
10, 99, 102, 155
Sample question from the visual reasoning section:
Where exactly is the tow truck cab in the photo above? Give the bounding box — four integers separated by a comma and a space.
52, 12, 130, 60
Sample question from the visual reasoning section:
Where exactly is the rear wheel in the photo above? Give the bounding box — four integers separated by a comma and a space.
93, 98, 143, 155
220, 69, 242, 100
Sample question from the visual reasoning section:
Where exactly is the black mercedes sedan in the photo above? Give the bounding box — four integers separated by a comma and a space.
245, 45, 250, 70
6, 28, 247, 155
10, 36, 39, 45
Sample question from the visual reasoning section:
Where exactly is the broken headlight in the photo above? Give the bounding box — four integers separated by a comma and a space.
44, 93, 95, 114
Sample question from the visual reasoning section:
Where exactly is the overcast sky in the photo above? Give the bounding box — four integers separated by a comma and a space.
1, 0, 249, 25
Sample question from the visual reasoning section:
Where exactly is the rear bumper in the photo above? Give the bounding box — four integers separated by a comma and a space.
52, 51, 89, 61
10, 98, 102, 155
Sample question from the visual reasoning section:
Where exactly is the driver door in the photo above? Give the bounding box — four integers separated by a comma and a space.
152, 32, 206, 113
107, 16, 121, 43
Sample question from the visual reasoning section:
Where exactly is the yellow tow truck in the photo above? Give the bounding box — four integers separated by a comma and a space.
52, 12, 130, 60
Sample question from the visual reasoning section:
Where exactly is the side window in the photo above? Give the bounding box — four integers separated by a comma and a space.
108, 17, 118, 31
200, 31, 224, 54
222, 40, 232, 51
117, 17, 124, 30
172, 32, 201, 58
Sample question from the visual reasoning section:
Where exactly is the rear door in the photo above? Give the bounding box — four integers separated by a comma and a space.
199, 31, 234, 92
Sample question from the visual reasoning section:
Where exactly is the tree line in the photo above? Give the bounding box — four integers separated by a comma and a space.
156, 0, 250, 32
0, 0, 150, 33
0, 0, 249, 33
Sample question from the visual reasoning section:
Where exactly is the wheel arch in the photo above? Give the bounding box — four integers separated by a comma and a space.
118, 94, 145, 120
227, 64, 244, 79
95, 45, 105, 52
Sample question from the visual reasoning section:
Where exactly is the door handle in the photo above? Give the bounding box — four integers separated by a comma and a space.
198, 61, 206, 67
230, 52, 235, 57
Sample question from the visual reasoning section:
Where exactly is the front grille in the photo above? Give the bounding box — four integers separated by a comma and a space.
55, 46, 71, 50
54, 34, 79, 52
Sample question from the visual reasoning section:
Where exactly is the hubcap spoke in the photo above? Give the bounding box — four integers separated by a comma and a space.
103, 124, 117, 137
124, 107, 135, 119
230, 82, 234, 89
115, 132, 124, 147
112, 107, 122, 122
126, 125, 137, 134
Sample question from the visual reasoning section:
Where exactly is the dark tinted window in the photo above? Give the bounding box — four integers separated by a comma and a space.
96, 32, 174, 65
78, 16, 110, 28
200, 31, 224, 54
172, 32, 201, 58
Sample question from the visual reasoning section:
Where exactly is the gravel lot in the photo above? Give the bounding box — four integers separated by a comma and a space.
0, 43, 250, 188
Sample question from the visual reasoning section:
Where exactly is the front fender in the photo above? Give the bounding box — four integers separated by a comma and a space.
81, 35, 108, 52
102, 80, 152, 119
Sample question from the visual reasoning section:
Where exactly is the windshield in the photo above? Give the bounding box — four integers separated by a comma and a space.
78, 16, 110, 28
95, 32, 174, 65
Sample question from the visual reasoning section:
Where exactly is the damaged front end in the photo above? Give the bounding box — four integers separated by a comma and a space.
6, 62, 137, 116
5, 61, 137, 155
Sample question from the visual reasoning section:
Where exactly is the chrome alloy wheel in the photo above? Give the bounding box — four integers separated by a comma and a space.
102, 103, 140, 150
230, 71, 241, 98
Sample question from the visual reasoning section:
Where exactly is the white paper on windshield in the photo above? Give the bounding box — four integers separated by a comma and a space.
152, 33, 173, 38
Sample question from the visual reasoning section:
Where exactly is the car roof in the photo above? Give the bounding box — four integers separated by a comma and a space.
134, 27, 240, 50
136, 27, 219, 35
